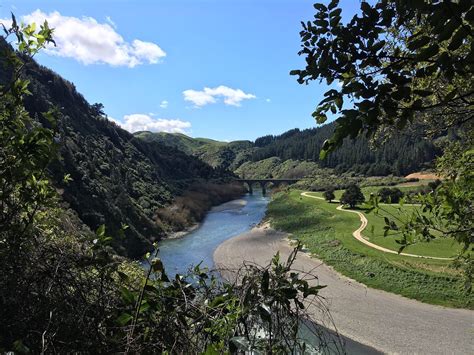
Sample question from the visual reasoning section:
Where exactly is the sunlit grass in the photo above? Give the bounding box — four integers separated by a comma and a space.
267, 190, 473, 308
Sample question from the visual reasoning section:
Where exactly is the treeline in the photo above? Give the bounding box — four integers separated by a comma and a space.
252, 122, 442, 176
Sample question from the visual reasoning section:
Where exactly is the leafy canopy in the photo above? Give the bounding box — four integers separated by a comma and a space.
291, 0, 473, 157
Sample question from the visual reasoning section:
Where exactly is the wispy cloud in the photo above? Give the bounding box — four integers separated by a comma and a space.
105, 15, 116, 29
111, 114, 191, 133
4, 10, 166, 67
160, 100, 168, 109
183, 85, 256, 107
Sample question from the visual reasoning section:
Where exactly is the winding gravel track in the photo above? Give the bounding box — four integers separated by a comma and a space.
300, 192, 452, 260
214, 224, 474, 354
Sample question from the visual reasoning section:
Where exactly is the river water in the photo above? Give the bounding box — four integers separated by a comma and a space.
158, 191, 269, 276
157, 190, 380, 354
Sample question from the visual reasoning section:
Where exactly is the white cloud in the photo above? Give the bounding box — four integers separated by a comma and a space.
183, 85, 256, 107
265, 98, 271, 103
8, 10, 166, 67
112, 114, 191, 134
160, 100, 168, 109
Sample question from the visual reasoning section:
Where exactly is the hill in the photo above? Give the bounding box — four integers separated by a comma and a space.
137, 122, 443, 180
135, 131, 254, 170
9, 51, 242, 258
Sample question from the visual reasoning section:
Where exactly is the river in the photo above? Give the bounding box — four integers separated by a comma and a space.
157, 190, 380, 354
158, 190, 269, 276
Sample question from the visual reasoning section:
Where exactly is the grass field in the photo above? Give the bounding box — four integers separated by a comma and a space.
266, 190, 473, 308
306, 191, 461, 258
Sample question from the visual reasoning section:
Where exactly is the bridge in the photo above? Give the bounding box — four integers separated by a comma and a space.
236, 179, 300, 195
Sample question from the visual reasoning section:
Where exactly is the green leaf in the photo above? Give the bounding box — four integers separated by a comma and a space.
117, 312, 133, 326
448, 28, 468, 51
416, 44, 439, 60
407, 36, 430, 50
313, 3, 327, 11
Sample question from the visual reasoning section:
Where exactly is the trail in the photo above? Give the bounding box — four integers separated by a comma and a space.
300, 192, 453, 260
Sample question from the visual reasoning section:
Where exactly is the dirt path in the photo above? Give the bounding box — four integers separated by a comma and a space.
300, 192, 452, 260
214, 224, 474, 354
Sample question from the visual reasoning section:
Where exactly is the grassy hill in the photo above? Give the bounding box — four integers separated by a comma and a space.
135, 131, 255, 170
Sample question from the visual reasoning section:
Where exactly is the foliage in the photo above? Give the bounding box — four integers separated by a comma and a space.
377, 187, 404, 203
340, 184, 365, 208
292, 0, 473, 156
294, 0, 473, 287
323, 187, 335, 202
118, 246, 339, 354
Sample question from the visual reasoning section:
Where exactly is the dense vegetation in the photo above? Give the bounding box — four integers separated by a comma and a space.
252, 122, 442, 176
143, 121, 442, 179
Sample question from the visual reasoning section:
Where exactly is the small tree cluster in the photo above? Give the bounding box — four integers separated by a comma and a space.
377, 187, 404, 204
340, 184, 365, 208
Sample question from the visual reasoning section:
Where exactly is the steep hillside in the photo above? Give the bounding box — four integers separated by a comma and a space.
13, 55, 239, 258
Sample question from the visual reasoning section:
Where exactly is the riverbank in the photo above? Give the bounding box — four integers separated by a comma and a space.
164, 199, 248, 240
213, 222, 474, 354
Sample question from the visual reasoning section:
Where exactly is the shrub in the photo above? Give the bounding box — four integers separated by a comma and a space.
323, 187, 335, 202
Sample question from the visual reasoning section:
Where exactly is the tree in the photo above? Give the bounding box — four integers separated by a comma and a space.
291, 0, 473, 156
377, 187, 404, 203
323, 187, 335, 202
292, 0, 473, 287
340, 184, 365, 208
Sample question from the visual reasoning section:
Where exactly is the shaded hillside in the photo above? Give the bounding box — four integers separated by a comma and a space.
13, 55, 236, 258
136, 131, 254, 170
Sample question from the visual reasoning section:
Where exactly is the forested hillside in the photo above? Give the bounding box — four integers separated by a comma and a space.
4, 47, 240, 258
143, 121, 443, 178
252, 122, 443, 176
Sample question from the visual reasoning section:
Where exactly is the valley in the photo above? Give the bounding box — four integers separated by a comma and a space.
1, 1, 472, 353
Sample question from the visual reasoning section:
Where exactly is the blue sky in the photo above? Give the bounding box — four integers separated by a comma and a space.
1, 0, 361, 141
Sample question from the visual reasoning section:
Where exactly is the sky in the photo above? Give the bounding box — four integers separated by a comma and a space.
1, 0, 362, 141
